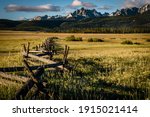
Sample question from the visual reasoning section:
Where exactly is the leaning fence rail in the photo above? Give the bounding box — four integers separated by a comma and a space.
0, 38, 71, 99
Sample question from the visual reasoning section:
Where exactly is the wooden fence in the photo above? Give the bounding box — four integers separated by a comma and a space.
0, 39, 71, 99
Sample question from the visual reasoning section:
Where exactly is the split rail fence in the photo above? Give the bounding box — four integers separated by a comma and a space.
0, 39, 71, 99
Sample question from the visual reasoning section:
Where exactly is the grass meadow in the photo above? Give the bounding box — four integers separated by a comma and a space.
0, 30, 150, 99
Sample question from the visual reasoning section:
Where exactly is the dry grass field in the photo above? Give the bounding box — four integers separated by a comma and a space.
0, 30, 150, 99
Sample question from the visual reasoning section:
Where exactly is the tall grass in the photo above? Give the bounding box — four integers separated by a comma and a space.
22, 55, 149, 100
1, 53, 149, 99
0, 31, 150, 99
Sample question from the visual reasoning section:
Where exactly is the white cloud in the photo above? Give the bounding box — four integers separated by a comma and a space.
72, 0, 82, 7
70, 0, 97, 8
122, 0, 150, 8
5, 4, 60, 12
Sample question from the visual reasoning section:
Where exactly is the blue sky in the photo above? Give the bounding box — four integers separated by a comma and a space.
0, 0, 149, 20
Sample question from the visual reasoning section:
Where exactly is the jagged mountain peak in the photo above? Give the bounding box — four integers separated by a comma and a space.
139, 3, 150, 14
67, 7, 102, 19
33, 15, 49, 21
113, 7, 139, 16
113, 3, 150, 16
31, 3, 150, 21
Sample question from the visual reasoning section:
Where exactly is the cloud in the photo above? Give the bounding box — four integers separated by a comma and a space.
82, 2, 97, 8
72, 0, 82, 7
98, 5, 112, 10
5, 4, 60, 12
122, 0, 150, 8
70, 0, 97, 8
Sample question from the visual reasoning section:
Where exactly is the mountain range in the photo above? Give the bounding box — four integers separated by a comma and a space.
0, 3, 150, 33
31, 3, 150, 20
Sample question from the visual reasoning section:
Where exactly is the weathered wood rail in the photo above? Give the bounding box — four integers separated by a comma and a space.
23, 53, 67, 70
0, 62, 63, 72
0, 71, 28, 83
0, 38, 71, 99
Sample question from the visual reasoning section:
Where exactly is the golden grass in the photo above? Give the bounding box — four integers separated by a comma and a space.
0, 31, 150, 99
0, 30, 150, 65
0, 30, 149, 67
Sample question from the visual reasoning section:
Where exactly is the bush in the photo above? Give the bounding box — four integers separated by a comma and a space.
134, 42, 141, 45
87, 38, 93, 42
76, 37, 83, 41
146, 39, 150, 42
66, 35, 82, 41
121, 40, 133, 45
50, 37, 59, 39
87, 38, 104, 42
66, 35, 76, 41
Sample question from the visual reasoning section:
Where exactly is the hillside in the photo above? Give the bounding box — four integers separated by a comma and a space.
0, 19, 22, 29
0, 11, 150, 33
60, 11, 150, 33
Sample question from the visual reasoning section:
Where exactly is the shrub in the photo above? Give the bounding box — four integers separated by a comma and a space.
66, 35, 76, 41
146, 39, 150, 42
87, 38, 93, 42
50, 37, 59, 39
87, 38, 104, 42
76, 37, 83, 41
121, 40, 133, 45
66, 35, 82, 41
134, 42, 141, 45
93, 38, 104, 42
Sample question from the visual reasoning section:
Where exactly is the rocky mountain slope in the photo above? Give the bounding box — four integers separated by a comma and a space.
113, 3, 150, 16
30, 3, 150, 20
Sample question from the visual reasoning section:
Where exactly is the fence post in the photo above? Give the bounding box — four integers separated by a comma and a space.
63, 45, 69, 67
14, 60, 44, 100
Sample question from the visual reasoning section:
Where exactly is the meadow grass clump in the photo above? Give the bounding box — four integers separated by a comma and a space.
121, 40, 133, 45
65, 35, 83, 41
87, 38, 104, 42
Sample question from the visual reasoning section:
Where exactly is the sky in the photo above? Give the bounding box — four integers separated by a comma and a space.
0, 0, 149, 20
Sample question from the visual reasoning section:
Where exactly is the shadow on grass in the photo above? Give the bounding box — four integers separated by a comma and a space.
42, 80, 146, 100
0, 58, 148, 100
29, 58, 148, 100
